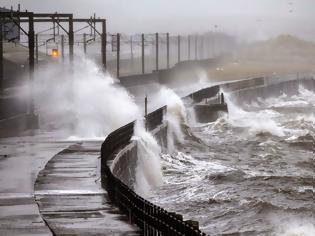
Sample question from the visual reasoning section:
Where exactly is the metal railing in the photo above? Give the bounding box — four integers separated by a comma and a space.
101, 106, 207, 236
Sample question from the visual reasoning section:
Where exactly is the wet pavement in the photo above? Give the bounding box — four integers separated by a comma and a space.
35, 142, 140, 235
0, 133, 140, 236
0, 133, 70, 235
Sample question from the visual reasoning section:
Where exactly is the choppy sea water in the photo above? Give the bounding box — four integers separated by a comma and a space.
150, 86, 315, 236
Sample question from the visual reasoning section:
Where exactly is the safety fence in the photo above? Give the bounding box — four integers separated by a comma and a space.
20, 31, 236, 78
101, 105, 207, 236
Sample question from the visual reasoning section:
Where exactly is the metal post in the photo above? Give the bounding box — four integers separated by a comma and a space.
90, 16, 93, 36
29, 15, 35, 84
130, 35, 133, 61
201, 34, 204, 59
53, 18, 56, 42
117, 33, 120, 78
61, 34, 64, 58
17, 4, 21, 41
28, 13, 38, 128
155, 33, 158, 71
145, 96, 148, 130
35, 34, 38, 63
0, 20, 3, 92
177, 35, 180, 63
83, 33, 87, 54
141, 33, 144, 74
166, 33, 169, 69
188, 35, 191, 60
93, 13, 96, 41
220, 92, 225, 104
57, 16, 60, 35
101, 20, 106, 69
68, 15, 74, 62
195, 34, 198, 60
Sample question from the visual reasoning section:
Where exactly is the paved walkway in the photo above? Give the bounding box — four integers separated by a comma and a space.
0, 133, 70, 235
35, 142, 140, 236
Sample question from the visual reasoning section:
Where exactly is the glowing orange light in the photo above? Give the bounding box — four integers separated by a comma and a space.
51, 49, 59, 58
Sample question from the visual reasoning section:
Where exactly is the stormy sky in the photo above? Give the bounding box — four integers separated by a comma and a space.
1, 0, 314, 40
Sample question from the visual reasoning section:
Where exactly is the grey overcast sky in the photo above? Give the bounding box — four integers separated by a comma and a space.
2, 0, 315, 40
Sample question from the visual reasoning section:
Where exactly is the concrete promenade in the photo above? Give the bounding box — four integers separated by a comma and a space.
0, 133, 140, 235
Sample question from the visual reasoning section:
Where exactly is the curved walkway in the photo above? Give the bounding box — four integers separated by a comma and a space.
35, 141, 140, 236
0, 134, 69, 235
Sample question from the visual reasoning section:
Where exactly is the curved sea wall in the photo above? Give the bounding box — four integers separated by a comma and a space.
100, 74, 314, 235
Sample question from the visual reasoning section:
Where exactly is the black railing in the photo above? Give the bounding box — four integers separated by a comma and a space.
101, 106, 207, 236
145, 106, 166, 131
186, 85, 220, 102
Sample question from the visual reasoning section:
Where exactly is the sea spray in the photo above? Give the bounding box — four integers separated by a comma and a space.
31, 58, 140, 139
269, 216, 315, 236
132, 121, 163, 196
150, 87, 188, 152
223, 92, 285, 137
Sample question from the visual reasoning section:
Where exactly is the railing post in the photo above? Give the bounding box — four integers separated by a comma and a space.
177, 35, 180, 63
142, 33, 145, 74
155, 32, 159, 71
166, 33, 170, 69
220, 92, 225, 104
117, 33, 120, 78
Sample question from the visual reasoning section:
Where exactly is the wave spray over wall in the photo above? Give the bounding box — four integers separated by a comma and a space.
32, 58, 140, 140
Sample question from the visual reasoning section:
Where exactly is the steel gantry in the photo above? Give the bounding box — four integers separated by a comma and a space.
0, 10, 107, 128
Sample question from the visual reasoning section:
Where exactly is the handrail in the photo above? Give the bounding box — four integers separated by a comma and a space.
101, 106, 207, 235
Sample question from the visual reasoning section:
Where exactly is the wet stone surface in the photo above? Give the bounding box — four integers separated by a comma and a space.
35, 142, 141, 236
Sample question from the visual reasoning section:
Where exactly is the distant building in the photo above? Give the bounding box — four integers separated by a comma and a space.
0, 7, 20, 42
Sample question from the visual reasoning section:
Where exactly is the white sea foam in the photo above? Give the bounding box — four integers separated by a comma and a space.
224, 93, 285, 136
132, 121, 163, 197
271, 217, 315, 236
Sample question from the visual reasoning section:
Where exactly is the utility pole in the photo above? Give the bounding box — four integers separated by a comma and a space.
155, 33, 159, 71
90, 16, 93, 36
195, 34, 198, 60
93, 13, 96, 41
177, 35, 181, 63
188, 35, 191, 60
35, 34, 38, 63
116, 33, 120, 78
166, 33, 170, 69
68, 15, 74, 63
61, 34, 65, 58
28, 13, 37, 128
83, 33, 87, 54
53, 17, 56, 42
101, 19, 106, 69
142, 33, 145, 74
